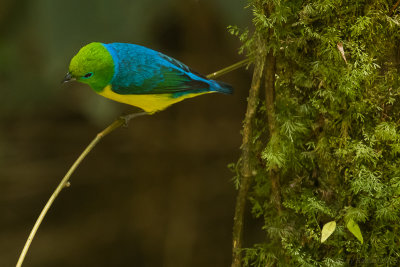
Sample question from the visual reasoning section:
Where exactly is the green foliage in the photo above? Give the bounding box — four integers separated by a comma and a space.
321, 221, 336, 243
347, 219, 364, 244
233, 0, 400, 265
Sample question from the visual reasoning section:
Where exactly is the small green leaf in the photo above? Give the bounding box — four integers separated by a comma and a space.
346, 219, 363, 244
321, 221, 336, 243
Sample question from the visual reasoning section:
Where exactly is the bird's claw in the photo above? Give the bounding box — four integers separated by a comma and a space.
120, 112, 149, 127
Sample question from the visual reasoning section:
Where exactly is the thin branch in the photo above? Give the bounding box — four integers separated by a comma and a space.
390, 0, 400, 16
207, 58, 251, 79
16, 59, 250, 267
16, 112, 148, 267
232, 54, 265, 267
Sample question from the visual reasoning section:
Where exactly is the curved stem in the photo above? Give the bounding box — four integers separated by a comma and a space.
16, 113, 147, 267
16, 58, 250, 267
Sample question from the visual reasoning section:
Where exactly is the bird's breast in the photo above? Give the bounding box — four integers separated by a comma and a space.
98, 85, 211, 113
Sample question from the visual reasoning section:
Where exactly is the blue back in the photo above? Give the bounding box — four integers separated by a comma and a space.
103, 43, 211, 96
102, 43, 233, 97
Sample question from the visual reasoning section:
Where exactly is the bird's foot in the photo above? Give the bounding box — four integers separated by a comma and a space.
120, 112, 149, 127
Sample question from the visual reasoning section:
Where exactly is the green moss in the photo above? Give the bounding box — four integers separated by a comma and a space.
233, 0, 400, 265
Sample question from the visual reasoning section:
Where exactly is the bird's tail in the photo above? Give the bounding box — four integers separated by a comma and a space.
210, 80, 234, 94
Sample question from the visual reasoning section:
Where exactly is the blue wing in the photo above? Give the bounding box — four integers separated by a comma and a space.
104, 43, 211, 96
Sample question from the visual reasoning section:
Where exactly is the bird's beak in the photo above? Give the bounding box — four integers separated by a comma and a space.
62, 72, 75, 84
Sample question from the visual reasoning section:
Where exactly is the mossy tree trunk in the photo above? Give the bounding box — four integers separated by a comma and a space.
231, 0, 400, 266
232, 47, 265, 267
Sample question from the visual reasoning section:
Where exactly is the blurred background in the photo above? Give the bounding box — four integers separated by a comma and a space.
0, 0, 252, 266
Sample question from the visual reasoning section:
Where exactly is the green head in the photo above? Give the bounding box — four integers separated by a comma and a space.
64, 42, 114, 92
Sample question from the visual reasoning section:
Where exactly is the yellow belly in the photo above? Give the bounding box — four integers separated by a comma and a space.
98, 85, 212, 113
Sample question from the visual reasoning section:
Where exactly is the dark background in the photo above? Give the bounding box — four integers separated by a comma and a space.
0, 0, 252, 266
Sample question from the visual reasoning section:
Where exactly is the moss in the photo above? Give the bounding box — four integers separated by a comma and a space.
233, 0, 400, 265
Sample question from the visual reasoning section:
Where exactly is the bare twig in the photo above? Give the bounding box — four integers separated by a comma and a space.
16, 112, 148, 267
207, 58, 251, 79
232, 54, 265, 267
390, 0, 400, 16
16, 59, 249, 267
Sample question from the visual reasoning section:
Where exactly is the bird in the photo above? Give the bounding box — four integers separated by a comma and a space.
63, 42, 233, 114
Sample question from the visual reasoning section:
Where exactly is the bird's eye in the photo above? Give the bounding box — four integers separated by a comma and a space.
83, 72, 93, 79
